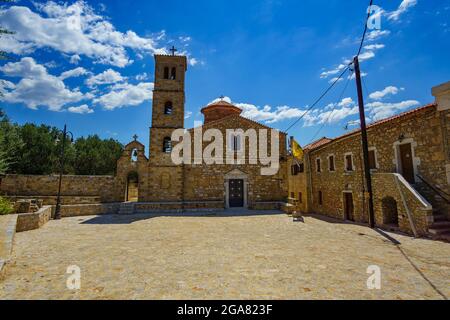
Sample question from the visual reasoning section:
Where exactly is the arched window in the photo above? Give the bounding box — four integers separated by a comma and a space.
164, 101, 173, 115
163, 67, 169, 79
228, 133, 242, 152
170, 67, 176, 80
163, 137, 172, 153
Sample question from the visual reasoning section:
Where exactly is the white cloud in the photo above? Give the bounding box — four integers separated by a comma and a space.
0, 56, 47, 78
321, 44, 383, 80
348, 72, 367, 80
363, 44, 385, 51
59, 67, 89, 80
68, 104, 94, 114
366, 30, 391, 41
208, 96, 232, 105
135, 72, 149, 81
367, 100, 420, 121
358, 51, 376, 62
240, 104, 306, 124
304, 97, 359, 126
70, 54, 81, 64
328, 77, 344, 84
0, 1, 168, 67
369, 86, 401, 100
0, 57, 86, 111
86, 69, 125, 87
94, 82, 154, 110
338, 97, 354, 107
185, 111, 193, 119
189, 58, 199, 66
179, 36, 191, 42
388, 0, 418, 21
320, 64, 347, 79
207, 96, 306, 124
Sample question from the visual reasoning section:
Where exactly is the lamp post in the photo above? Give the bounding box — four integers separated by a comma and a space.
54, 124, 73, 220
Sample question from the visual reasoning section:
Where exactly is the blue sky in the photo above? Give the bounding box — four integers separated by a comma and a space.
1, 0, 449, 149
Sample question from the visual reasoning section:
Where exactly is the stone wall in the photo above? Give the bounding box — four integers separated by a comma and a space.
16, 206, 52, 233
6, 195, 100, 206
116, 140, 149, 202
372, 174, 433, 236
60, 203, 121, 218
134, 201, 224, 213
287, 156, 309, 213
182, 116, 289, 208
0, 174, 123, 203
288, 104, 447, 235
143, 114, 289, 208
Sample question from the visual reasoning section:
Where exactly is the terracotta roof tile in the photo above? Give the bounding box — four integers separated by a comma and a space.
188, 114, 287, 134
304, 137, 333, 150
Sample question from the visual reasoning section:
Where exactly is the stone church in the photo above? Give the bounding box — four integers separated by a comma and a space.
116, 53, 288, 211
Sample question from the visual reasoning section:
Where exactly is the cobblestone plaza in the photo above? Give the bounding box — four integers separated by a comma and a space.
1, 213, 448, 300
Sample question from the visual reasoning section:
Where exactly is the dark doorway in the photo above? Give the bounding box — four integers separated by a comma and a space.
344, 193, 354, 221
382, 197, 399, 226
229, 179, 244, 208
399, 143, 415, 183
126, 172, 139, 202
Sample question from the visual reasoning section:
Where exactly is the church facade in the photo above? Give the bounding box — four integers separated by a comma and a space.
117, 54, 289, 211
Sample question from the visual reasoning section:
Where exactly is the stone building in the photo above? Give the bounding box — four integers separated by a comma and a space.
123, 54, 289, 211
288, 81, 450, 238
0, 53, 288, 214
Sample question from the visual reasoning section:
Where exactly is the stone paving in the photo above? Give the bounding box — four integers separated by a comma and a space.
0, 212, 449, 300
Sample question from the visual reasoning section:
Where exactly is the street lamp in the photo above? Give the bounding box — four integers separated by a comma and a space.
54, 124, 74, 220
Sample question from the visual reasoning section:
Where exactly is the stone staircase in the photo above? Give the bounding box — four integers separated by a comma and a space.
118, 202, 136, 215
429, 211, 450, 242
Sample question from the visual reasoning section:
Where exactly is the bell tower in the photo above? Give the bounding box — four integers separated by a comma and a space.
150, 51, 187, 165
147, 50, 187, 202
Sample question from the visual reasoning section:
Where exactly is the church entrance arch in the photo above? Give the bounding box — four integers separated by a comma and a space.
126, 171, 139, 202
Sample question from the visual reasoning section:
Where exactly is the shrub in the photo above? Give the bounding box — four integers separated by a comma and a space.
0, 196, 14, 215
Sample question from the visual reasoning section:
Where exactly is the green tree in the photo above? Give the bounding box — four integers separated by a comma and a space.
0, 110, 123, 176
0, 108, 24, 174
73, 135, 123, 175
11, 124, 59, 174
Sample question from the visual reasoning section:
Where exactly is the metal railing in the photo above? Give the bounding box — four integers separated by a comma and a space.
416, 174, 450, 204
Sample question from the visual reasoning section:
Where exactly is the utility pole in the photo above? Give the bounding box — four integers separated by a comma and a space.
353, 56, 375, 228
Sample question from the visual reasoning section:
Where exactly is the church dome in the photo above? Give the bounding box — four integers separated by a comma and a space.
201, 98, 242, 124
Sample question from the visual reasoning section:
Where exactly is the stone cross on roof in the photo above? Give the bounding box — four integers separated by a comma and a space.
169, 46, 177, 56
133, 134, 138, 141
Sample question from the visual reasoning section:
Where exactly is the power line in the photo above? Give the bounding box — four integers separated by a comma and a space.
356, 0, 374, 57
308, 70, 352, 144
361, 76, 377, 122
284, 65, 350, 133
284, 0, 374, 134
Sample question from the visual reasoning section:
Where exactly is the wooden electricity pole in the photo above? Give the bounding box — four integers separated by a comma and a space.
353, 56, 375, 228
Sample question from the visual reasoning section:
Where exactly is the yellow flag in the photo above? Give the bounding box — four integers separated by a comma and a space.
291, 139, 304, 160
